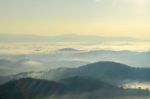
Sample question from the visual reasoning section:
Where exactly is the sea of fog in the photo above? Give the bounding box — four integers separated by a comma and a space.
0, 41, 149, 55
0, 41, 150, 76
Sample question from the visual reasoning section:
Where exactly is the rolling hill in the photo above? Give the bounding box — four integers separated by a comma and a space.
0, 77, 120, 99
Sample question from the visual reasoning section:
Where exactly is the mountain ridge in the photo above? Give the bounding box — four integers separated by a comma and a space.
0, 76, 120, 99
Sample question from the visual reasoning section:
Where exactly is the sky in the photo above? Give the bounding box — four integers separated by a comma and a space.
0, 0, 150, 39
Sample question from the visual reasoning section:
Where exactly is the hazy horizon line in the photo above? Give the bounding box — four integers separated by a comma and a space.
0, 33, 146, 42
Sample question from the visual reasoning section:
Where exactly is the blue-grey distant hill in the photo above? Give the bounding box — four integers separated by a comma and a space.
42, 61, 150, 85
1, 61, 150, 85
0, 34, 141, 42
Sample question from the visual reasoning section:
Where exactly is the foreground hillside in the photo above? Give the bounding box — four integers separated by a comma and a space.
0, 77, 150, 99
0, 77, 121, 99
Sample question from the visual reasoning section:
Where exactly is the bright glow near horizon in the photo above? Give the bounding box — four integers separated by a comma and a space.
0, 0, 150, 39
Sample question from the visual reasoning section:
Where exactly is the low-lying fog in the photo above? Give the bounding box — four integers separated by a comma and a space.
121, 82, 150, 90
0, 41, 150, 76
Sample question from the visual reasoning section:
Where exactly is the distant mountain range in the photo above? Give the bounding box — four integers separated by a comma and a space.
0, 34, 144, 42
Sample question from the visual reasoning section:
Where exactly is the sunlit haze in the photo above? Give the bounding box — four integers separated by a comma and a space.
0, 0, 150, 39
